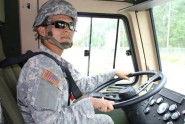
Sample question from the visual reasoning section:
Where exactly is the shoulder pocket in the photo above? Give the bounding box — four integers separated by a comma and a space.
34, 80, 60, 110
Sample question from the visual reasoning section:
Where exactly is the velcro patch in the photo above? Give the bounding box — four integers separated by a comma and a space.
42, 69, 60, 87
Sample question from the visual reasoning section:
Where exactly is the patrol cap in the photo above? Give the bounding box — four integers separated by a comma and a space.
33, 0, 77, 27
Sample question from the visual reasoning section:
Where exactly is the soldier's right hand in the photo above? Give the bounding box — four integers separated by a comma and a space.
89, 98, 115, 112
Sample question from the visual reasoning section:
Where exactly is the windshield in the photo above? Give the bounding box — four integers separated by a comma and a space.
63, 15, 135, 77
153, 0, 185, 94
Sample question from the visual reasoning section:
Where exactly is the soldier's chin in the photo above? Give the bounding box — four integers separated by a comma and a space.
59, 42, 73, 49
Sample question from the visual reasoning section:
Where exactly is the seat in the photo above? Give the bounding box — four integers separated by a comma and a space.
0, 76, 24, 124
0, 36, 24, 123
0, 36, 22, 81
0, 36, 21, 99
0, 66, 20, 99
0, 36, 5, 61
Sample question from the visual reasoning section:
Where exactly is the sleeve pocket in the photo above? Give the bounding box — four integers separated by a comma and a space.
34, 80, 60, 111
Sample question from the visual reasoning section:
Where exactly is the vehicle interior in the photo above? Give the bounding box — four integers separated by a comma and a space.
0, 0, 185, 124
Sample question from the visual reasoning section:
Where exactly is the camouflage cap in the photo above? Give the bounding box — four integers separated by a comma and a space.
33, 0, 77, 27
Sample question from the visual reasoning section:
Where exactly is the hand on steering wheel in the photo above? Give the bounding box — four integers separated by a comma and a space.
89, 70, 167, 109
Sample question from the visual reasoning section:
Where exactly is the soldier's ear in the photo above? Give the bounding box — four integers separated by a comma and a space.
37, 26, 47, 37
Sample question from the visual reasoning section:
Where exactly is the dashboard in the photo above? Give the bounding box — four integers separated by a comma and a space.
124, 87, 185, 124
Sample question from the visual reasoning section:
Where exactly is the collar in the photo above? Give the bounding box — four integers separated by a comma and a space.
39, 44, 61, 61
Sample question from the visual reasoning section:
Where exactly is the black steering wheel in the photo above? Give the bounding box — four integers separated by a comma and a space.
89, 70, 167, 109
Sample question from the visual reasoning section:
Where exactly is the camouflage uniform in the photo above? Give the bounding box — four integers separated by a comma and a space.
17, 44, 116, 124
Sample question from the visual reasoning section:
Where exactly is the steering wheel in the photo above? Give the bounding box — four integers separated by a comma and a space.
89, 70, 167, 109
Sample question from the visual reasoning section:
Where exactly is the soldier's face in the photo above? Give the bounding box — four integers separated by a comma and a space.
50, 15, 75, 44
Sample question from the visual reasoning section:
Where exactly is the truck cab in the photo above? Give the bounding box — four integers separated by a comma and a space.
0, 0, 184, 124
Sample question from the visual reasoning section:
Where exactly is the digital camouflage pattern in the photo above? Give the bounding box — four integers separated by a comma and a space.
33, 0, 78, 27
17, 44, 116, 124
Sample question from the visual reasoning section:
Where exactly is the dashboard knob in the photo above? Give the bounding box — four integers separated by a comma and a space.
144, 107, 150, 114
156, 97, 163, 104
166, 121, 173, 124
149, 99, 156, 106
163, 113, 171, 121
171, 111, 180, 120
182, 110, 185, 115
169, 104, 177, 112
157, 103, 169, 114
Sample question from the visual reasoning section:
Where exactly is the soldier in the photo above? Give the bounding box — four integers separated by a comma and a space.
17, 0, 131, 123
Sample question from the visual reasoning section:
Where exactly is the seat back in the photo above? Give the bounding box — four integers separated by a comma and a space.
0, 76, 24, 124
0, 36, 21, 99
0, 37, 24, 123
0, 36, 5, 61
1, 66, 20, 99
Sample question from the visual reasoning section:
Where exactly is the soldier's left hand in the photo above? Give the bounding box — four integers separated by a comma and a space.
115, 69, 132, 80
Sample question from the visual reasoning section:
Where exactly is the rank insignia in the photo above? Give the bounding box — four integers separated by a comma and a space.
42, 69, 60, 87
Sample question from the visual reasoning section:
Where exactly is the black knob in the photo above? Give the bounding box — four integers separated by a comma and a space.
118, 87, 137, 100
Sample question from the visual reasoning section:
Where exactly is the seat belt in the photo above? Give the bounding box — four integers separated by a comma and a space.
0, 51, 82, 105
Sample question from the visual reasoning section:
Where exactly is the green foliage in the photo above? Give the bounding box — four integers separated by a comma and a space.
91, 18, 117, 47
153, 0, 185, 48
73, 17, 129, 48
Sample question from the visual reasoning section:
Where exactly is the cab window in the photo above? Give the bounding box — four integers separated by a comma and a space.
63, 14, 136, 78
153, 0, 185, 94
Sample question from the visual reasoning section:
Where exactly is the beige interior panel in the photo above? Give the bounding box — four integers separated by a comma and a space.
136, 11, 159, 71
40, 0, 132, 14
124, 12, 146, 71
67, 0, 132, 14
19, 0, 38, 54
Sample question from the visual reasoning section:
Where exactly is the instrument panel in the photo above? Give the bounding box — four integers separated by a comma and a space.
125, 87, 185, 124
